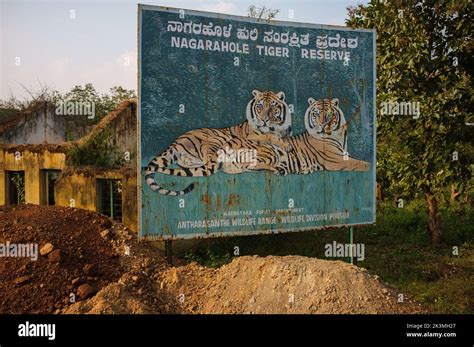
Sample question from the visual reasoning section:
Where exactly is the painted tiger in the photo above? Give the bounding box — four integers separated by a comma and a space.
305, 97, 348, 153
144, 90, 292, 196
252, 97, 369, 175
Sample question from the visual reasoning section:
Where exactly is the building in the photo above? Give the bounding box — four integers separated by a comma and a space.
0, 100, 138, 232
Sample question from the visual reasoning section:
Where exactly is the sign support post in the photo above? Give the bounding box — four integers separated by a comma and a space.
349, 226, 354, 265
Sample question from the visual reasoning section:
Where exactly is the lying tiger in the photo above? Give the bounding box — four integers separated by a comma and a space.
253, 97, 369, 175
145, 94, 369, 196
144, 90, 293, 196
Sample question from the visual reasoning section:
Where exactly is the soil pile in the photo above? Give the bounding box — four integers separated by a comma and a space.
158, 256, 426, 314
0, 205, 121, 313
63, 228, 171, 314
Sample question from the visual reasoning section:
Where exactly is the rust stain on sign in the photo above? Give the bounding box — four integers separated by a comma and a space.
226, 194, 240, 207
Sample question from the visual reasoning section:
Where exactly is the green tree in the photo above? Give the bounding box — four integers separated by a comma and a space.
346, 0, 473, 244
61, 84, 136, 119
1, 84, 136, 126
62, 83, 104, 118
67, 129, 123, 169
100, 86, 136, 115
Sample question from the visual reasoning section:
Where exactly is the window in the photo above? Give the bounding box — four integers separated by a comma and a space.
97, 179, 123, 222
41, 170, 61, 205
6, 171, 25, 205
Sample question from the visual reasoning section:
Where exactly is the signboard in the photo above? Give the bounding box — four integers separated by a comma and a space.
138, 5, 376, 240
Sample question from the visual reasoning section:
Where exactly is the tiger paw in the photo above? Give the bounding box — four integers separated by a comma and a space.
283, 143, 293, 152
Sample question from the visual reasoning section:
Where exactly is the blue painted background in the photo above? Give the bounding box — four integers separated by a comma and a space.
139, 6, 376, 239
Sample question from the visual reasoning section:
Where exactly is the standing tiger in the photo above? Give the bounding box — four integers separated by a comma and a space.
144, 90, 292, 196
252, 97, 369, 175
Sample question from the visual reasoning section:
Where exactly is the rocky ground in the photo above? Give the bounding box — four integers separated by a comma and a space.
0, 205, 427, 314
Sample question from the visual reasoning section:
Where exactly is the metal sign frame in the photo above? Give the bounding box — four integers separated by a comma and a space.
137, 4, 376, 240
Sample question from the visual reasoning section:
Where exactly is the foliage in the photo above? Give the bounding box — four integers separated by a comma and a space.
345, 0, 473, 242
184, 247, 233, 268
346, 0, 472, 198
0, 83, 136, 121
10, 173, 25, 204
67, 129, 124, 169
101, 86, 137, 114
0, 84, 61, 112
61, 84, 136, 120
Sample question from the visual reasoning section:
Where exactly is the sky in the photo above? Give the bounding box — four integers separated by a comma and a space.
0, 0, 367, 99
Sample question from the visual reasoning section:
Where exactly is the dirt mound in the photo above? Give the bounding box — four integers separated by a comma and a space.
63, 249, 173, 314
0, 205, 122, 313
0, 205, 426, 314
63, 224, 172, 314
158, 256, 426, 314
63, 283, 154, 314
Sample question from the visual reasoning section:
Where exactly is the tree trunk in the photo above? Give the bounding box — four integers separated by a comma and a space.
424, 192, 442, 244
450, 184, 460, 203
376, 182, 383, 202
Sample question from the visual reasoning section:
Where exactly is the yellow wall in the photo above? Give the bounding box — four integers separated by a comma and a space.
54, 173, 97, 211
0, 149, 66, 205
0, 148, 137, 232
55, 171, 137, 231
0, 170, 4, 206
122, 174, 137, 231
0, 150, 4, 205
95, 171, 137, 231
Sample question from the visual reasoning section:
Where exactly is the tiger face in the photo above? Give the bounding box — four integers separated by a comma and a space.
304, 97, 346, 137
246, 90, 292, 138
